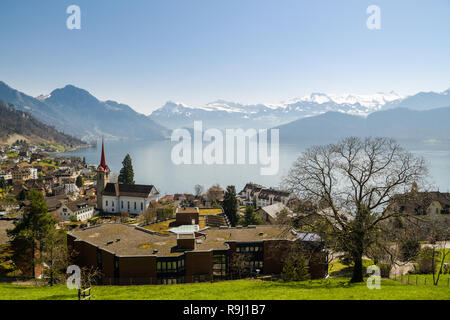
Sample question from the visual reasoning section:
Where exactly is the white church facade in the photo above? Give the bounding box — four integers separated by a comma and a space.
96, 140, 160, 215
102, 183, 159, 215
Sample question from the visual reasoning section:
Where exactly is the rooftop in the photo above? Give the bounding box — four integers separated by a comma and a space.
103, 183, 158, 198
69, 224, 310, 257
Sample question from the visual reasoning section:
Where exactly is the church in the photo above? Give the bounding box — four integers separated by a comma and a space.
96, 140, 159, 215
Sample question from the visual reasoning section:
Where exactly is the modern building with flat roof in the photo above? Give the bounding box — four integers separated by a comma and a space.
68, 223, 327, 285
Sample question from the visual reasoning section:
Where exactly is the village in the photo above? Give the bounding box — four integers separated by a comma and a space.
0, 138, 449, 291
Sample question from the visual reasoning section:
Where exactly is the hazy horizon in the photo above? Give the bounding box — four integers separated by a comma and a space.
1, 0, 450, 114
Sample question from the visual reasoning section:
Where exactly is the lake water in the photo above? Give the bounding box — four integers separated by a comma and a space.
63, 139, 450, 195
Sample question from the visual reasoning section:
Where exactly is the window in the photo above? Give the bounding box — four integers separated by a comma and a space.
106, 200, 108, 206
157, 258, 185, 273
121, 201, 123, 209
127, 201, 130, 209
213, 253, 228, 279
141, 202, 143, 211
134, 202, 137, 210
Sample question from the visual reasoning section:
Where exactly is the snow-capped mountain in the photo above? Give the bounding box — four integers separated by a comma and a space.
149, 92, 405, 129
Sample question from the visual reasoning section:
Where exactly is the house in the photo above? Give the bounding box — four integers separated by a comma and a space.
57, 198, 96, 221
64, 183, 80, 195
240, 183, 294, 208
387, 187, 450, 239
11, 167, 37, 183
68, 224, 327, 285
256, 203, 294, 224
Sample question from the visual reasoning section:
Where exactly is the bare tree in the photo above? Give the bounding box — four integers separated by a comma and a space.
206, 184, 224, 203
80, 266, 101, 288
283, 137, 427, 283
426, 218, 450, 286
194, 184, 204, 198
40, 229, 69, 286
141, 205, 157, 225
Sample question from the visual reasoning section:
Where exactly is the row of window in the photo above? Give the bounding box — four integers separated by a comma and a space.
105, 200, 144, 211
236, 245, 263, 253
157, 259, 185, 273
243, 260, 263, 269
157, 277, 185, 285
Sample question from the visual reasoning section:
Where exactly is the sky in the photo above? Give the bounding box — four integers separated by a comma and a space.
0, 0, 449, 114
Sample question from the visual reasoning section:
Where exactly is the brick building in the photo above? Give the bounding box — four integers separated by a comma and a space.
68, 224, 327, 285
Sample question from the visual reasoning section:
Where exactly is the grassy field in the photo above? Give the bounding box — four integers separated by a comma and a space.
0, 278, 448, 300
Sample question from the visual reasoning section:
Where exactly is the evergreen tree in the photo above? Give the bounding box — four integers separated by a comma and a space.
243, 204, 262, 226
223, 185, 238, 226
76, 175, 83, 188
282, 255, 310, 281
0, 177, 6, 192
294, 256, 311, 281
118, 154, 135, 184
7, 190, 56, 278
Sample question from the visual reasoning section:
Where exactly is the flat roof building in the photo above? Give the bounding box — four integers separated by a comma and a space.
68, 223, 327, 285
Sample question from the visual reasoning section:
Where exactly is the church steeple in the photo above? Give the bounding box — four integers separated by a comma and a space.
96, 137, 110, 211
98, 137, 110, 172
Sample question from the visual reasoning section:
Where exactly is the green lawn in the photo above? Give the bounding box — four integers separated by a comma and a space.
0, 278, 448, 300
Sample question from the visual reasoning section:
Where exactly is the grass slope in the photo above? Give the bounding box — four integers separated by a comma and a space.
0, 278, 448, 300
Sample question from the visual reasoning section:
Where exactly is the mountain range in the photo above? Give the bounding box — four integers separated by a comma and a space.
148, 92, 404, 129
0, 81, 168, 141
0, 80, 449, 143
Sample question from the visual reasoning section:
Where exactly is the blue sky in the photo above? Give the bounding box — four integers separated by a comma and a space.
0, 0, 449, 114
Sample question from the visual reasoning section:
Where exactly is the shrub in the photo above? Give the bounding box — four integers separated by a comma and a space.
400, 240, 420, 262
376, 263, 392, 278
416, 247, 439, 274
282, 256, 310, 282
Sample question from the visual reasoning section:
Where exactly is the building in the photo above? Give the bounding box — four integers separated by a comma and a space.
96, 139, 110, 211
256, 203, 294, 224
388, 188, 450, 239
58, 199, 96, 222
68, 223, 327, 285
240, 183, 294, 208
11, 167, 37, 183
95, 139, 160, 215
175, 206, 199, 226
102, 183, 159, 215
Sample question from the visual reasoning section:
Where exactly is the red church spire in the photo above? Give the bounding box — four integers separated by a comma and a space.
98, 137, 110, 172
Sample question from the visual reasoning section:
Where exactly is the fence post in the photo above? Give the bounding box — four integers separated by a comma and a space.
407, 275, 410, 284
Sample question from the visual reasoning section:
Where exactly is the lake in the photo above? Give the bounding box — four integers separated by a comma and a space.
63, 139, 450, 195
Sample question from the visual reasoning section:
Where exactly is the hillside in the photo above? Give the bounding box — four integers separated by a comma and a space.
0, 81, 169, 141
0, 100, 87, 147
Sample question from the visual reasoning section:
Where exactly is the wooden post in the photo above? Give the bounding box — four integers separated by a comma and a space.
424, 278, 427, 285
